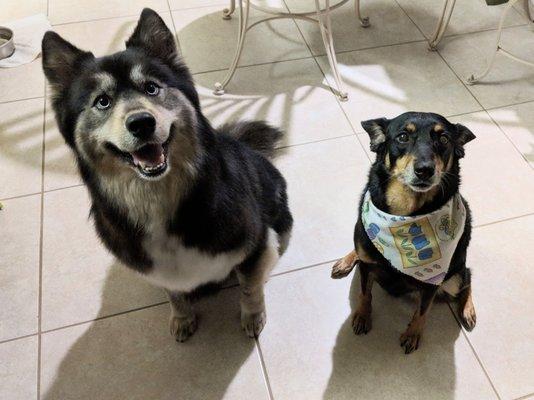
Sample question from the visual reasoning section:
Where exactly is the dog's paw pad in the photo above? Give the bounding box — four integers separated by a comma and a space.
352, 312, 372, 335
399, 332, 421, 354
170, 315, 197, 342
241, 310, 266, 338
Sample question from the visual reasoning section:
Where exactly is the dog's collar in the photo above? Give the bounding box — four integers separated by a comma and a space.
362, 191, 466, 285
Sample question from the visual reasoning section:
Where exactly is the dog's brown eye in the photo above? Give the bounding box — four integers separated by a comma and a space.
94, 94, 112, 110
439, 135, 449, 145
397, 133, 409, 143
145, 82, 160, 96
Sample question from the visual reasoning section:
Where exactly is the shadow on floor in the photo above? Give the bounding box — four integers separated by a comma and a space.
323, 269, 462, 400
41, 263, 261, 400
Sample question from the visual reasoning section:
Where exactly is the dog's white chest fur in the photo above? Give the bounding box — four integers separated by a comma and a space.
141, 225, 247, 293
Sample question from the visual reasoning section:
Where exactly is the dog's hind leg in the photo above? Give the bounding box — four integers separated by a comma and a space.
400, 286, 438, 354
236, 230, 279, 338
352, 262, 374, 335
165, 290, 197, 342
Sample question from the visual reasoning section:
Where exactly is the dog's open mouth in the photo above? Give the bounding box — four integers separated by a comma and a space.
131, 143, 168, 177
106, 133, 172, 179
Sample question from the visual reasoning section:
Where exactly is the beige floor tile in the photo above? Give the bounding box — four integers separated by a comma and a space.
48, 0, 168, 25
316, 41, 482, 127
274, 135, 370, 273
0, 196, 40, 342
0, 60, 45, 103
194, 58, 355, 146
42, 186, 165, 331
514, 0, 534, 19
0, 336, 38, 400
450, 111, 534, 225
41, 289, 269, 400
439, 25, 534, 109
464, 215, 534, 399
49, 12, 174, 57
0, 98, 43, 199
487, 101, 534, 167
173, 5, 311, 74
168, 0, 228, 10
259, 266, 498, 400
358, 111, 534, 226
0, 0, 47, 23
396, 0, 526, 40
287, 0, 424, 56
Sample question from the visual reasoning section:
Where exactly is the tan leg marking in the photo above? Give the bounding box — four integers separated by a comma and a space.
331, 250, 359, 279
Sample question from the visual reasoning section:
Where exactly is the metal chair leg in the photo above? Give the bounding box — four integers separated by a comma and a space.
223, 0, 236, 20
428, 0, 456, 50
467, 0, 522, 85
214, 0, 250, 95
354, 0, 370, 27
315, 0, 348, 101
525, 0, 533, 22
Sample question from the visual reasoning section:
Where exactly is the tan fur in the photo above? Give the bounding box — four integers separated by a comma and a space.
331, 250, 359, 279
386, 154, 441, 215
433, 123, 444, 133
385, 151, 391, 170
406, 123, 416, 133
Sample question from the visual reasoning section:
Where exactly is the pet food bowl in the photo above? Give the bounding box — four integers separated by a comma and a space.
0, 27, 15, 60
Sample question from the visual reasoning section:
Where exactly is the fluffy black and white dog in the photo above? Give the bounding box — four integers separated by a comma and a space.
42, 8, 292, 341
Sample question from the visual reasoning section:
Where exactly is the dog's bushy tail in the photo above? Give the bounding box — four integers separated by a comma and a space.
220, 121, 284, 159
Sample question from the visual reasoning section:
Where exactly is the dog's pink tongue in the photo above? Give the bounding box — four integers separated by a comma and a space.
131, 144, 165, 167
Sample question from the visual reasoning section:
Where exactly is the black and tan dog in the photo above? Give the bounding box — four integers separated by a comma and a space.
332, 112, 477, 354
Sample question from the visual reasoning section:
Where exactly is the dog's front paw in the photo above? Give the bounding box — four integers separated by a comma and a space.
399, 331, 422, 354
170, 315, 197, 342
352, 312, 372, 335
459, 305, 477, 332
241, 310, 266, 338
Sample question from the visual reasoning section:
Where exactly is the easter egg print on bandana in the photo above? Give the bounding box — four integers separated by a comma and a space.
389, 219, 441, 268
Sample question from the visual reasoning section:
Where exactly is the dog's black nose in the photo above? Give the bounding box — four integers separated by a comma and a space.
126, 112, 156, 139
414, 164, 435, 181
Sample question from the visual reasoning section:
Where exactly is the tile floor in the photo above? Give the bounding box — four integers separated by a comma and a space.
1, 0, 534, 399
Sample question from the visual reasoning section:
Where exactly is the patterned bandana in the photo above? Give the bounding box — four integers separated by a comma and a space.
361, 191, 466, 285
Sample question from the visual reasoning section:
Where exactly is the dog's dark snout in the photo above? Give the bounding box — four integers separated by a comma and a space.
126, 112, 156, 139
414, 163, 435, 181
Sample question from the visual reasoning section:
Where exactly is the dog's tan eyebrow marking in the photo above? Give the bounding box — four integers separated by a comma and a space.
434, 124, 444, 133
405, 123, 416, 133
94, 72, 115, 92
130, 65, 144, 85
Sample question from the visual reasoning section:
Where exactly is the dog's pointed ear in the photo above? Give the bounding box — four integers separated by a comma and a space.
454, 123, 476, 158
126, 8, 177, 63
361, 118, 389, 152
42, 31, 94, 93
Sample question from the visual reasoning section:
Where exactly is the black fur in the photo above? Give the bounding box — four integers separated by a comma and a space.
42, 9, 292, 280
355, 112, 475, 296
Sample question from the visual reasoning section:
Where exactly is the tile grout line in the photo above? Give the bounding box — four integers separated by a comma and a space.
513, 393, 534, 400
472, 211, 534, 229
255, 338, 275, 400
484, 109, 534, 170
36, 73, 47, 400
0, 332, 39, 346
446, 302, 502, 400
0, 96, 45, 106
